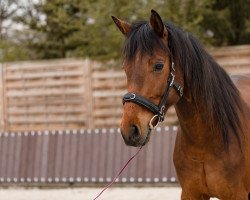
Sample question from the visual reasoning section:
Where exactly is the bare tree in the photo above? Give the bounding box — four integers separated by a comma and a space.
0, 0, 19, 39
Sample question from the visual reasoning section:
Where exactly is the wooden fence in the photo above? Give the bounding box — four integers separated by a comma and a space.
0, 45, 249, 131
2, 60, 91, 131
0, 126, 177, 184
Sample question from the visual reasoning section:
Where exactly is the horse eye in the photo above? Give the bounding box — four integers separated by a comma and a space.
154, 63, 164, 71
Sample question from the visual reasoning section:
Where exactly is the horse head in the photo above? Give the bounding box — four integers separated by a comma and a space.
112, 10, 184, 147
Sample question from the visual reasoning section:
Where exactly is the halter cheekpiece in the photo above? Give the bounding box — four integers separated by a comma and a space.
122, 53, 183, 130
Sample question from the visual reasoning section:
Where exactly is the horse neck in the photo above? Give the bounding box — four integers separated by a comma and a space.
174, 94, 224, 149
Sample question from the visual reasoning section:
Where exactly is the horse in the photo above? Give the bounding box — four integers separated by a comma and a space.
112, 10, 250, 200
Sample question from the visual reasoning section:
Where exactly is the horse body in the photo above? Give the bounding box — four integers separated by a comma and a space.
174, 75, 250, 199
112, 10, 250, 200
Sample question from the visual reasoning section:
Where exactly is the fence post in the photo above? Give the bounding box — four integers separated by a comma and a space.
83, 59, 94, 129
0, 62, 6, 131
0, 62, 3, 131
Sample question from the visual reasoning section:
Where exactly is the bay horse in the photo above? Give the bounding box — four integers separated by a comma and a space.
112, 10, 250, 200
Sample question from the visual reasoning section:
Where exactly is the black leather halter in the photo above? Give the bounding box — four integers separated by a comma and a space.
122, 53, 183, 129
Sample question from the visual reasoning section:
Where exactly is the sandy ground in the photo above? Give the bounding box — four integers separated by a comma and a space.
0, 187, 182, 200
0, 187, 220, 200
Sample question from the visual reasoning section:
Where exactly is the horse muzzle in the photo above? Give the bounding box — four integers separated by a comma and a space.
120, 124, 152, 147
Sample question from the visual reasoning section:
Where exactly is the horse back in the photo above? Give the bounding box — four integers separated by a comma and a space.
231, 74, 250, 108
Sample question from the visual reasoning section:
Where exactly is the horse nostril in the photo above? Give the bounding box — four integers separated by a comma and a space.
130, 125, 140, 138
130, 125, 139, 136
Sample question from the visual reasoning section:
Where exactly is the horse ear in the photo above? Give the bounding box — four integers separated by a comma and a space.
111, 16, 131, 36
150, 9, 167, 38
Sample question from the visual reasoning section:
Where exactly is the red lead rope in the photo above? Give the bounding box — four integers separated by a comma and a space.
92, 146, 143, 200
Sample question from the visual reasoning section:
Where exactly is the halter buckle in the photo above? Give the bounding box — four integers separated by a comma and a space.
178, 86, 183, 96
171, 62, 175, 71
169, 73, 175, 87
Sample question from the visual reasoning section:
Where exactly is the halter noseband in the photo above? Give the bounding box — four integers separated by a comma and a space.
122, 53, 183, 130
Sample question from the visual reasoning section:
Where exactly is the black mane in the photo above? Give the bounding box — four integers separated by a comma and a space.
123, 21, 244, 147
124, 21, 169, 60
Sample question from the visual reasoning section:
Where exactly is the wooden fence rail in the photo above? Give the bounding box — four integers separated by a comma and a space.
0, 45, 249, 131
0, 126, 177, 184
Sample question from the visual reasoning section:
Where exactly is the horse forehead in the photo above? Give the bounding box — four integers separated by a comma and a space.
125, 63, 147, 82
123, 61, 149, 90
124, 55, 148, 71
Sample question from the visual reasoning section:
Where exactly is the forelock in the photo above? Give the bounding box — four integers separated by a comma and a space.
123, 21, 168, 61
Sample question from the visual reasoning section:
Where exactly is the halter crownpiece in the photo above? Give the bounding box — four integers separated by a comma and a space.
122, 53, 183, 130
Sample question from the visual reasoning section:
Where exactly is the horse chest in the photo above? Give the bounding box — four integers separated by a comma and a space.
174, 136, 246, 198
174, 150, 209, 194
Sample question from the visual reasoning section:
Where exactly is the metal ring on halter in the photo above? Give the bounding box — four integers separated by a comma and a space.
123, 93, 136, 101
149, 115, 161, 130
128, 93, 136, 100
